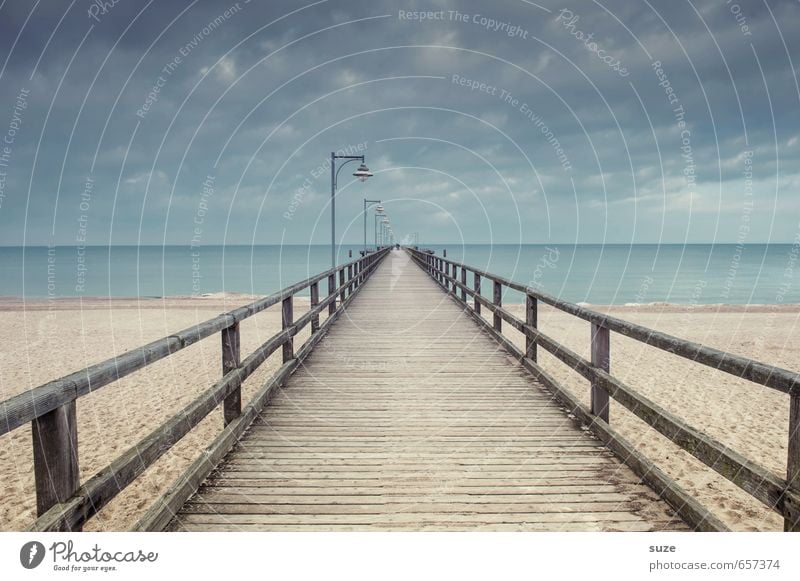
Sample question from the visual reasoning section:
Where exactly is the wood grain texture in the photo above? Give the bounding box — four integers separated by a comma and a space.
787, 393, 800, 531
32, 402, 79, 529
526, 295, 537, 363
170, 251, 687, 532
591, 323, 610, 423
222, 323, 241, 426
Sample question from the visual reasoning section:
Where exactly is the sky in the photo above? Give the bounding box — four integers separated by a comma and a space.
0, 0, 798, 246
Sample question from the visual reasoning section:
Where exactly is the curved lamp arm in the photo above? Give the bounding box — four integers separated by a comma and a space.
333, 157, 363, 189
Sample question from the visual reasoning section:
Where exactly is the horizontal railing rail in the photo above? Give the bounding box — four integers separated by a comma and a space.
406, 247, 800, 532
0, 248, 390, 531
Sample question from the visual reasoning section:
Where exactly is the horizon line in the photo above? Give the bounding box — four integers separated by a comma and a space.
1, 242, 797, 248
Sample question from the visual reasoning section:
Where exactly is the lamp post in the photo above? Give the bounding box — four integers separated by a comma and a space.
374, 206, 384, 248
330, 152, 373, 267
363, 199, 381, 254
381, 218, 390, 247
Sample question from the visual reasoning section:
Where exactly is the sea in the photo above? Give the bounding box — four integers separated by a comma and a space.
0, 244, 797, 305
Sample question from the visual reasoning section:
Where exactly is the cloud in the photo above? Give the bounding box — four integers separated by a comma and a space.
0, 0, 797, 245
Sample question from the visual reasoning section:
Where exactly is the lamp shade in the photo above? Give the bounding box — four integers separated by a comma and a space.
353, 163, 373, 182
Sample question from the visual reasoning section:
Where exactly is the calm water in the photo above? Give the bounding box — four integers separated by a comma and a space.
1, 244, 797, 304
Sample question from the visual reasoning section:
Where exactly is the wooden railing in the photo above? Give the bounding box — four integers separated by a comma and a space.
0, 248, 390, 532
407, 247, 800, 532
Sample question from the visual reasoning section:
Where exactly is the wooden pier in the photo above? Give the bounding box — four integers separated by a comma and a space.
166, 251, 684, 531
2, 248, 799, 532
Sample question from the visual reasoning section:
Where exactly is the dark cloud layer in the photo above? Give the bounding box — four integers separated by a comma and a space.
0, 0, 798, 245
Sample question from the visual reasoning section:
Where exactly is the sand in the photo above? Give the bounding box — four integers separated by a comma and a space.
0, 297, 797, 531
0, 295, 316, 532
498, 303, 798, 532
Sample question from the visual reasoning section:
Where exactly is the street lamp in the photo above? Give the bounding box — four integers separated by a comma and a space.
374, 206, 384, 249
381, 218, 390, 247
363, 199, 381, 254
330, 152, 373, 267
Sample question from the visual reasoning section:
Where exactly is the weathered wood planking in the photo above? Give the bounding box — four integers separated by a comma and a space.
27, 250, 389, 531
414, 247, 797, 529
169, 251, 687, 532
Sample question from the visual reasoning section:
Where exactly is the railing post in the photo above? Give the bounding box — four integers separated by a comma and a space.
221, 322, 241, 426
591, 323, 610, 423
526, 295, 538, 362
310, 282, 319, 333
460, 266, 467, 302
445, 262, 450, 291
347, 264, 354, 296
32, 403, 80, 529
787, 393, 800, 531
282, 294, 294, 362
474, 273, 481, 315
339, 268, 346, 306
327, 273, 336, 316
493, 280, 502, 331
451, 264, 457, 295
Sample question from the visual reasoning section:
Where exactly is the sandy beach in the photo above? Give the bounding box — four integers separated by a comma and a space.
0, 296, 797, 531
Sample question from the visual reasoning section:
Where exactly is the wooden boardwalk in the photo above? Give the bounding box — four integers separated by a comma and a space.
169, 250, 686, 531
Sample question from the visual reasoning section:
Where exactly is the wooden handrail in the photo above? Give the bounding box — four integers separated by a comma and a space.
0, 252, 386, 436
410, 250, 800, 396
2, 248, 390, 531
407, 247, 800, 532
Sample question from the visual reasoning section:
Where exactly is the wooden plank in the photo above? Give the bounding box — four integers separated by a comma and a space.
328, 273, 336, 316
173, 512, 657, 525
185, 491, 636, 503
787, 393, 800, 531
32, 402, 80, 530
180, 501, 647, 515
526, 295, 537, 362
282, 296, 294, 363
310, 282, 319, 333
493, 280, 502, 332
474, 273, 481, 315
591, 323, 610, 423
347, 264, 354, 296
171, 521, 680, 532
222, 322, 241, 426
199, 483, 629, 494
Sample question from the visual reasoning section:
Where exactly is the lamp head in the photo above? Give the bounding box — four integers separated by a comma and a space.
353, 163, 373, 182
